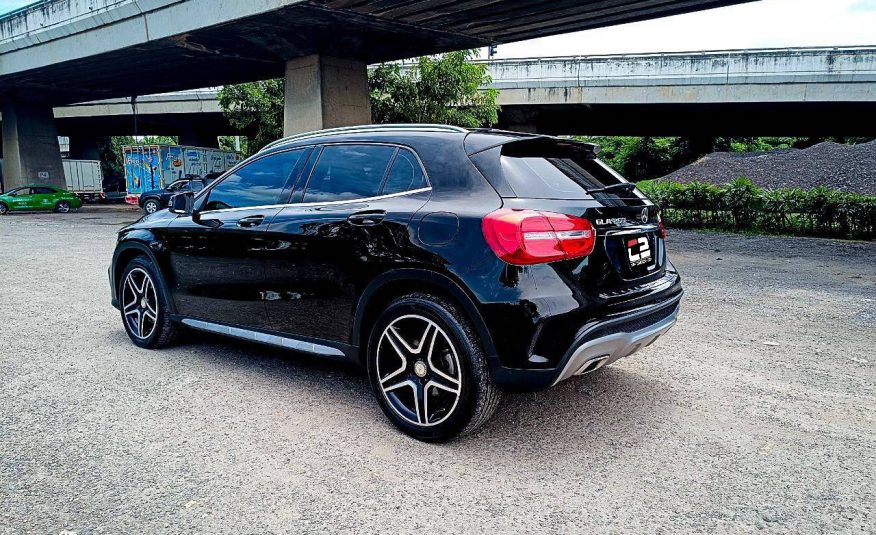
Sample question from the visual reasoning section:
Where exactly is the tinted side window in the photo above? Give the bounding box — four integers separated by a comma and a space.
204, 149, 305, 211
382, 149, 427, 195
303, 145, 395, 203
32, 187, 55, 194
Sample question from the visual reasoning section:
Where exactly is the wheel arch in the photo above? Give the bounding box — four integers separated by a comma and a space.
112, 239, 177, 315
351, 269, 497, 366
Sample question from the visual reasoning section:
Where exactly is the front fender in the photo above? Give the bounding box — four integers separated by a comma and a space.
110, 231, 176, 314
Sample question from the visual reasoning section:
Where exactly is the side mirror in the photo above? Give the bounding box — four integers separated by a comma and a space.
169, 192, 193, 215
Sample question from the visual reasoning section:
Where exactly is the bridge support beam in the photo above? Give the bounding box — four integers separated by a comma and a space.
283, 54, 371, 136
1, 102, 65, 191
179, 130, 219, 148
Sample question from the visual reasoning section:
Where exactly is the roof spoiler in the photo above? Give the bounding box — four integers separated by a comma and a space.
465, 132, 601, 158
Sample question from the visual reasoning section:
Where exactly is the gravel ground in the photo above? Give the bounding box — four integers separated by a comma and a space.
661, 141, 876, 194
1, 205, 874, 534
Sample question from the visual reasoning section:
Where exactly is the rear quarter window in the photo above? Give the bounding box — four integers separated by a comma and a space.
382, 148, 428, 195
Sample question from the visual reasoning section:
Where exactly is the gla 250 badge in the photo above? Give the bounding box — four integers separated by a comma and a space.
596, 208, 649, 226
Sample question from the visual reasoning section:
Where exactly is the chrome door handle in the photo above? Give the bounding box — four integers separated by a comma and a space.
237, 215, 265, 228
348, 210, 386, 226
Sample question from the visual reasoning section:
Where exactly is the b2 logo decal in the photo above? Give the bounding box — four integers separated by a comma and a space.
627, 236, 651, 266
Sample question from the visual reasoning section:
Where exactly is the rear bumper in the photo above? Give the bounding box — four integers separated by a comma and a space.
550, 297, 680, 385
489, 290, 682, 391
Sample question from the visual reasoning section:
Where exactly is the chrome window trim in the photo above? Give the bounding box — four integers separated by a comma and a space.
198, 186, 433, 215
181, 318, 346, 358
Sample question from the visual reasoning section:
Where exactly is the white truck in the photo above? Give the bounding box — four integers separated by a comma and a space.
62, 159, 104, 202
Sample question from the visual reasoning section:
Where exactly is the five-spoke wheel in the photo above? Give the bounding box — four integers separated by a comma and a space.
376, 315, 463, 427
55, 201, 71, 213
118, 257, 181, 349
367, 293, 501, 442
122, 267, 158, 340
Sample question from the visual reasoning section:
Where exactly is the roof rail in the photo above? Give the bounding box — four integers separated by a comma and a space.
259, 124, 469, 152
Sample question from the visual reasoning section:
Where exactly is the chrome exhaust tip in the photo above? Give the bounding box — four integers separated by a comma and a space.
575, 355, 611, 376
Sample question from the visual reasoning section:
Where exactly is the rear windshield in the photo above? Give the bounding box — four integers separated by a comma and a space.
500, 141, 626, 200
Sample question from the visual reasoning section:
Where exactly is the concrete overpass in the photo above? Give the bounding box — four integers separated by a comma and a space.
492, 46, 876, 136
50, 46, 876, 140
0, 0, 753, 189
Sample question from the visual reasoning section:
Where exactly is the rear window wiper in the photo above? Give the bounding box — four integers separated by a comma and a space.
586, 183, 637, 194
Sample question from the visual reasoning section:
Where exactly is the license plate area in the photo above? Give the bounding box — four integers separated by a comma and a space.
604, 230, 660, 279
626, 235, 652, 267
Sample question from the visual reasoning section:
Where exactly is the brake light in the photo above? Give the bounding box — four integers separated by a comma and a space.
658, 214, 667, 239
482, 208, 595, 265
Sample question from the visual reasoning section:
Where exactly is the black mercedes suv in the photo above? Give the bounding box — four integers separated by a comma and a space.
109, 125, 682, 441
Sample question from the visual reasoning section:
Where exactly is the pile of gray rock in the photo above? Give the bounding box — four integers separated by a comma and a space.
660, 141, 876, 195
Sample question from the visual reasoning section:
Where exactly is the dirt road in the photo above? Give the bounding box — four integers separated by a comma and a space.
1, 206, 873, 533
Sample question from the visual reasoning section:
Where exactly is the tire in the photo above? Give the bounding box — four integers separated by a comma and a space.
118, 256, 182, 349
0, 203, 7, 215
55, 201, 71, 213
367, 293, 501, 442
143, 199, 160, 214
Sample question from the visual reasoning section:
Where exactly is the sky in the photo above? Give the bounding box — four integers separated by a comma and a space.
2, 0, 874, 58
493, 0, 876, 58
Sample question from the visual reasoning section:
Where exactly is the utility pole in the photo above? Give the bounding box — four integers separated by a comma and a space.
130, 95, 139, 138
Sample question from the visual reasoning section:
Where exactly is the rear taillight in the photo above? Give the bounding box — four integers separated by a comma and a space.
482, 208, 595, 265
658, 214, 667, 239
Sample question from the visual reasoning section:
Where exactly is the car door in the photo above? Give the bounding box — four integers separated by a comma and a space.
263, 144, 432, 343
163, 148, 312, 331
30, 187, 58, 210
4, 187, 32, 211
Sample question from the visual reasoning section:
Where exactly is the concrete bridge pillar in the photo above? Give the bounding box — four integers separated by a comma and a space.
283, 54, 371, 136
1, 102, 65, 191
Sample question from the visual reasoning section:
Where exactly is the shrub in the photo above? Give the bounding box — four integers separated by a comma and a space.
638, 178, 875, 240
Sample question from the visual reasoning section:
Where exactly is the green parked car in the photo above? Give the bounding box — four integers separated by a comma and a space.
0, 185, 82, 215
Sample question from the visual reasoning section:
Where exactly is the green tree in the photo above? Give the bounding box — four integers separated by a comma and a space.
369, 50, 499, 127
217, 79, 284, 155
219, 136, 249, 155
217, 50, 499, 155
